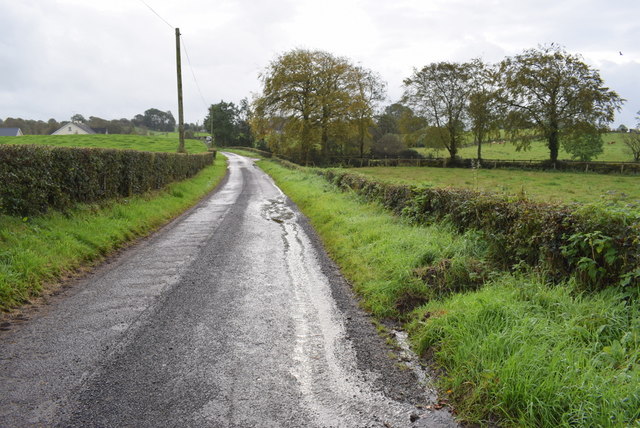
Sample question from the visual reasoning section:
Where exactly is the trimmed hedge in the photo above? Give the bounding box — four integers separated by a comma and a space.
317, 168, 640, 290
0, 145, 215, 216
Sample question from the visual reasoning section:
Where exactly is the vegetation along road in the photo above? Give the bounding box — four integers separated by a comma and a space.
0, 153, 456, 427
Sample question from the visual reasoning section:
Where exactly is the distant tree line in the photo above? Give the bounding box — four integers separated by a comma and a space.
247, 44, 626, 164
1, 108, 200, 136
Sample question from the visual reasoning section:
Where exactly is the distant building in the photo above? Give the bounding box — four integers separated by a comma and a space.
0, 127, 24, 137
52, 122, 96, 135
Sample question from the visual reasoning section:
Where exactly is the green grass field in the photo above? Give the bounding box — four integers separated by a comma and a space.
338, 166, 640, 205
0, 134, 209, 153
415, 133, 634, 162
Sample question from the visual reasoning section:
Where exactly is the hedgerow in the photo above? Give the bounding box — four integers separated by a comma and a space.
0, 145, 215, 216
318, 169, 640, 291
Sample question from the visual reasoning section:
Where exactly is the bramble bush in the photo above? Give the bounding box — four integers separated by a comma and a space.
0, 145, 215, 216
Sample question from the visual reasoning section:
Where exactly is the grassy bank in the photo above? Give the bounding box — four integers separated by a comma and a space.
259, 159, 640, 427
0, 155, 227, 311
0, 134, 209, 153
339, 166, 640, 205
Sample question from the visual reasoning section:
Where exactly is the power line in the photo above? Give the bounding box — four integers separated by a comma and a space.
181, 36, 210, 111
138, 0, 173, 29
138, 1, 210, 119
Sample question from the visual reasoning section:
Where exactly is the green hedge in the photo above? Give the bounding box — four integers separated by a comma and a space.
318, 169, 640, 290
0, 145, 215, 216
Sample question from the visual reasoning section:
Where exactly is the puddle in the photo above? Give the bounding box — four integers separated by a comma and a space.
261, 197, 296, 224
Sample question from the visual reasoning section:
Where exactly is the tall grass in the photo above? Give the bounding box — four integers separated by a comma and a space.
259, 159, 640, 427
0, 155, 227, 310
409, 276, 639, 426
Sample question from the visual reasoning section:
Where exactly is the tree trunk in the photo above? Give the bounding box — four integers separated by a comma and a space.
358, 121, 365, 158
549, 125, 559, 163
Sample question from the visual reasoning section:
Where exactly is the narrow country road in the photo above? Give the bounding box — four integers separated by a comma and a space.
0, 153, 457, 427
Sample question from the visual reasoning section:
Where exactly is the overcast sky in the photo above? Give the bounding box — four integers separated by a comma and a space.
1, 0, 638, 127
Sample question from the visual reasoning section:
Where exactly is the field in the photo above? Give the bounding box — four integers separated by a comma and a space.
338, 166, 640, 204
0, 134, 209, 153
415, 132, 634, 162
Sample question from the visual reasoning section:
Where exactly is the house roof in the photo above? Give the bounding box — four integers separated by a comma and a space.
53, 122, 96, 135
0, 127, 23, 136
71, 122, 96, 134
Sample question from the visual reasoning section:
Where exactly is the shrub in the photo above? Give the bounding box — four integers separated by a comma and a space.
316, 169, 640, 290
0, 145, 214, 216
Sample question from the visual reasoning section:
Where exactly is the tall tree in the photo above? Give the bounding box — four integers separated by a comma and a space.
499, 44, 624, 162
71, 114, 86, 123
373, 103, 426, 150
349, 66, 386, 158
254, 49, 385, 164
135, 108, 176, 132
402, 60, 481, 160
204, 101, 239, 146
235, 98, 254, 147
468, 62, 503, 160
256, 49, 321, 163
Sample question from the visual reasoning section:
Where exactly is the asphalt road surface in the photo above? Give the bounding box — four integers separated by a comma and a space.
0, 153, 457, 427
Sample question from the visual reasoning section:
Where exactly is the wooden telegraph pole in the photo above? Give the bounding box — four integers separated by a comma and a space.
175, 27, 186, 153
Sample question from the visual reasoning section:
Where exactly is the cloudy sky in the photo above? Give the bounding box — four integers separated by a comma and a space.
1, 0, 638, 127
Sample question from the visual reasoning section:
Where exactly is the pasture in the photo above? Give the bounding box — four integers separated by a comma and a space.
415, 132, 633, 162
340, 166, 640, 204
0, 134, 209, 153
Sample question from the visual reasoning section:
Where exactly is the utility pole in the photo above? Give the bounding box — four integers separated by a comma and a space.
175, 27, 186, 153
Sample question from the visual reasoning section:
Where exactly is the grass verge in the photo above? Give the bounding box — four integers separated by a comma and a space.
0, 154, 228, 311
259, 159, 640, 427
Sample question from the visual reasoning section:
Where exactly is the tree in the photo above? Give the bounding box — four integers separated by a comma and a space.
202, 99, 254, 147
46, 118, 60, 134
468, 63, 503, 160
561, 122, 604, 161
349, 66, 386, 157
71, 114, 86, 123
499, 44, 624, 162
623, 110, 640, 162
373, 103, 427, 147
254, 49, 385, 164
133, 108, 176, 132
623, 132, 640, 162
402, 60, 481, 160
235, 98, 254, 146
204, 101, 239, 146
371, 133, 405, 157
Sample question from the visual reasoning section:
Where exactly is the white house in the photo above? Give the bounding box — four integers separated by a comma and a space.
52, 122, 96, 135
0, 127, 24, 136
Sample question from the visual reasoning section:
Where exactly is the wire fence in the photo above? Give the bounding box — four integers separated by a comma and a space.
225, 147, 640, 175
